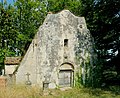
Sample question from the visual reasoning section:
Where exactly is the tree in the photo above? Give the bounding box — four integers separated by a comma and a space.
0, 2, 18, 74
47, 0, 82, 15
14, 0, 47, 55
80, 0, 120, 86
0, 0, 47, 74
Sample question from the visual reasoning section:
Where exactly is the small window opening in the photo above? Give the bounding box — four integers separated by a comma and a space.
64, 39, 68, 47
80, 25, 82, 28
64, 56, 68, 59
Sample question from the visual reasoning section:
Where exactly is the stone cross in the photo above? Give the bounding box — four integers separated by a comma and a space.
26, 73, 30, 81
26, 72, 31, 85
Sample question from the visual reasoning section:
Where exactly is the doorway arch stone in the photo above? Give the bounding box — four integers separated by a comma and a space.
59, 63, 74, 87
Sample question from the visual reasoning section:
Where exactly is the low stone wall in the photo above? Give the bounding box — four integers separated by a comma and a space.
0, 76, 7, 88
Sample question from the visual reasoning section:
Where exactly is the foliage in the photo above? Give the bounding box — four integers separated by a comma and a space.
75, 72, 83, 88
0, 3, 17, 74
47, 0, 82, 15
14, 0, 47, 55
84, 0, 120, 87
0, 0, 47, 73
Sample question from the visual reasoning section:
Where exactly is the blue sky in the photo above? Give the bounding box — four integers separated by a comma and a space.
0, 0, 15, 5
7, 0, 14, 4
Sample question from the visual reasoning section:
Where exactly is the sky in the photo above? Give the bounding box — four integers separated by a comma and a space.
7, 0, 14, 4
0, 0, 15, 5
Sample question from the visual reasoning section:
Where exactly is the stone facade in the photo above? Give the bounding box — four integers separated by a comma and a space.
16, 10, 95, 88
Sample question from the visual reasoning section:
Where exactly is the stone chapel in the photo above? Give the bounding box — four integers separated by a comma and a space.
16, 10, 95, 89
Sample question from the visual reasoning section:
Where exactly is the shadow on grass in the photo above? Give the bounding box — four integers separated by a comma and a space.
105, 86, 120, 95
82, 88, 104, 96
81, 86, 120, 98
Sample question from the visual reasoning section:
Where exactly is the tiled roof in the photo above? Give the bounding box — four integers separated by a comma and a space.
4, 57, 22, 65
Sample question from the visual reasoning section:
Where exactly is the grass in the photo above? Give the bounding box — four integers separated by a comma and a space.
0, 85, 120, 98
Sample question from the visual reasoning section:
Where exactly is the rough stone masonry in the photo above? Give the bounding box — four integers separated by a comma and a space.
16, 10, 95, 89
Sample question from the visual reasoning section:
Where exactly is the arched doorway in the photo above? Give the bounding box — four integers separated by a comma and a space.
59, 63, 74, 87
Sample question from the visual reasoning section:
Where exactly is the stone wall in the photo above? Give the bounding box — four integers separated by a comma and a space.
16, 37, 37, 84
16, 10, 95, 88
0, 76, 7, 88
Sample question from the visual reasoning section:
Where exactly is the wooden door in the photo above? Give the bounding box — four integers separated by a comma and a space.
59, 70, 73, 87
